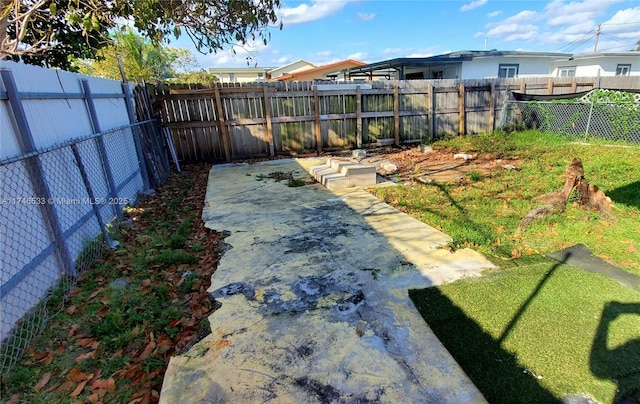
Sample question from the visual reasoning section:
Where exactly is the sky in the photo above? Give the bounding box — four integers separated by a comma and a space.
175, 0, 640, 69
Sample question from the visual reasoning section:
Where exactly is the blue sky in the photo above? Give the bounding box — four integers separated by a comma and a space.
177, 0, 640, 68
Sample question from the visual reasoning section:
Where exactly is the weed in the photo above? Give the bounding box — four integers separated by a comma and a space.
468, 170, 482, 181
287, 179, 306, 187
155, 249, 198, 265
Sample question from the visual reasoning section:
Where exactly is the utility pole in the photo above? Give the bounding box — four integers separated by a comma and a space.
594, 23, 601, 52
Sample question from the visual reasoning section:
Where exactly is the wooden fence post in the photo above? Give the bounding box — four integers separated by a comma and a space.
547, 78, 554, 94
213, 84, 232, 162
520, 79, 526, 93
356, 85, 362, 148
313, 86, 322, 153
262, 86, 275, 157
489, 82, 496, 132
393, 83, 400, 146
570, 77, 577, 93
458, 81, 466, 136
428, 82, 435, 140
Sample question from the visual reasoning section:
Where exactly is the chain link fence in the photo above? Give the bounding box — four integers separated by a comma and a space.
500, 91, 640, 143
0, 120, 169, 373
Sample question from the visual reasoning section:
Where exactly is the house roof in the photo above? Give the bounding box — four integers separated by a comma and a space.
271, 60, 366, 81
267, 60, 316, 75
208, 67, 274, 74
558, 51, 640, 61
348, 50, 572, 77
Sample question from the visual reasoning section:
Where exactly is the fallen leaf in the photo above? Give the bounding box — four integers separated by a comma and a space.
78, 338, 95, 348
46, 382, 61, 393
70, 379, 88, 398
56, 380, 75, 393
511, 248, 522, 259
34, 372, 52, 391
75, 350, 96, 363
6, 394, 20, 404
66, 305, 77, 315
67, 367, 92, 383
100, 295, 110, 305
137, 340, 157, 362
97, 307, 109, 317
628, 244, 636, 254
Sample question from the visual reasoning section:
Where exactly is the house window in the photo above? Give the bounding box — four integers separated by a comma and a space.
228, 73, 236, 82
257, 72, 265, 80
616, 64, 631, 76
431, 70, 444, 79
498, 64, 519, 78
558, 66, 576, 77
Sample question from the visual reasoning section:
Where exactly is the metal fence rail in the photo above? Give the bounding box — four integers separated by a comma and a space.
0, 120, 167, 373
500, 100, 640, 143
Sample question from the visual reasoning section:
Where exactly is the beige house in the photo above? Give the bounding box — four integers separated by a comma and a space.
266, 60, 316, 80
209, 67, 274, 83
270, 60, 366, 82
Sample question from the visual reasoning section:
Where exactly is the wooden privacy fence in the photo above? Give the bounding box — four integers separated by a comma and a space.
153, 76, 639, 163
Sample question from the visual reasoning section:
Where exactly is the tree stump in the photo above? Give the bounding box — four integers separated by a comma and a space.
514, 157, 614, 237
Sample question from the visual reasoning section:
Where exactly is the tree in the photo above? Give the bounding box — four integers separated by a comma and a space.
75, 30, 197, 83
1, 0, 282, 69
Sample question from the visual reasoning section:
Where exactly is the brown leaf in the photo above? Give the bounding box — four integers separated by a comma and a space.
97, 307, 110, 317
100, 295, 110, 305
6, 394, 20, 404
34, 372, 52, 391
78, 338, 95, 348
137, 340, 156, 362
628, 244, 637, 253
66, 305, 77, 315
69, 379, 88, 398
56, 380, 75, 393
141, 278, 152, 287
88, 289, 102, 299
46, 382, 61, 393
75, 350, 96, 363
87, 392, 101, 402
67, 367, 92, 383
511, 248, 522, 259
68, 324, 79, 338
54, 344, 65, 355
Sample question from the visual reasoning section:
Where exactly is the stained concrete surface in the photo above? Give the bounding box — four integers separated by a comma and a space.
160, 158, 496, 403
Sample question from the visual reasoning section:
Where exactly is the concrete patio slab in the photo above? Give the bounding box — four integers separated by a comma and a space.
160, 158, 495, 403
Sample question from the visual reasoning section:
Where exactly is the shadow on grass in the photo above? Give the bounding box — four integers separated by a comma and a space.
409, 258, 567, 403
608, 181, 640, 210
590, 302, 640, 403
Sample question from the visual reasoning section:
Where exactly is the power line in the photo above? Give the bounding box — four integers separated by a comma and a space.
554, 28, 597, 53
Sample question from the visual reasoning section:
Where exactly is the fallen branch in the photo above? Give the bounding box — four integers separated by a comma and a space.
514, 157, 614, 236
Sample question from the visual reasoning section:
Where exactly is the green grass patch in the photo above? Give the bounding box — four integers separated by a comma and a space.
410, 260, 640, 403
371, 131, 640, 275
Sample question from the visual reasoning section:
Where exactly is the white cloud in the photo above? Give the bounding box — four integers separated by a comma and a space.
487, 10, 502, 18
485, 23, 539, 41
460, 0, 488, 12
405, 52, 434, 58
382, 48, 403, 56
347, 52, 368, 60
543, 0, 622, 27
278, 1, 349, 25
356, 12, 375, 21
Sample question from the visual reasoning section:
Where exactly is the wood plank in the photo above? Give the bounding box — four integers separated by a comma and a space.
263, 86, 275, 157
393, 84, 400, 146
458, 81, 465, 136
428, 82, 435, 140
356, 86, 362, 148
547, 78, 554, 94
313, 86, 321, 153
213, 84, 232, 162
489, 82, 495, 132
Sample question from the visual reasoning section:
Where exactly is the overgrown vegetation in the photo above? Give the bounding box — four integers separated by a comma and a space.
411, 259, 640, 403
0, 165, 220, 403
371, 131, 640, 275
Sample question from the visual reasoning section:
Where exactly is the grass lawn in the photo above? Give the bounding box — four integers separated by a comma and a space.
371, 131, 640, 275
410, 258, 640, 403
374, 131, 640, 403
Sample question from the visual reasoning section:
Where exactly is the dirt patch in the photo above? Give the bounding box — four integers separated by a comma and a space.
358, 146, 523, 183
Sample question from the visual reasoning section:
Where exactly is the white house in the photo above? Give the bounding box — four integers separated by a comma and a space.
550, 52, 640, 77
209, 66, 274, 83
347, 50, 572, 80
266, 60, 316, 79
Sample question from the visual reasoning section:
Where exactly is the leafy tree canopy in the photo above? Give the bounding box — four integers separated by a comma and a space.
1, 0, 282, 70
74, 29, 198, 83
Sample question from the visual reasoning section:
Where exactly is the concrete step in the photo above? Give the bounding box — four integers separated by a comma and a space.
308, 158, 377, 190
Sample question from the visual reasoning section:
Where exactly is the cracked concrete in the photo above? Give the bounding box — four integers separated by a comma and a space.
160, 158, 495, 403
